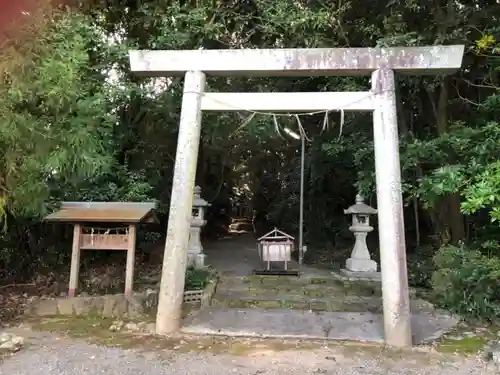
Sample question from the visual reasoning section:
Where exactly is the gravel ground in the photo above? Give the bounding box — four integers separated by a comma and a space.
0, 329, 496, 375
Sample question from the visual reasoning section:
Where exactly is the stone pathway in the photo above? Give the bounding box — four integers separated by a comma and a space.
188, 233, 460, 344
204, 232, 263, 277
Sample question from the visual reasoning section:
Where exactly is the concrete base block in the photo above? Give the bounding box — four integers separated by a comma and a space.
345, 258, 378, 273
340, 269, 381, 281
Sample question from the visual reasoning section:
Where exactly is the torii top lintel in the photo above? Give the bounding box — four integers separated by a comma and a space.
129, 45, 465, 77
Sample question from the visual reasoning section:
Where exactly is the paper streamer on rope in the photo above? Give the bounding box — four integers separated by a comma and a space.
273, 115, 285, 139
229, 112, 256, 138
337, 109, 345, 141
203, 89, 375, 140
294, 114, 313, 142
321, 111, 330, 134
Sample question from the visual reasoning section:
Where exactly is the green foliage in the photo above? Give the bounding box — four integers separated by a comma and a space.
0, 0, 499, 316
0, 11, 116, 219
185, 267, 211, 291
407, 245, 435, 289
462, 159, 500, 223
0, 9, 156, 281
62, 166, 153, 203
431, 244, 500, 321
476, 34, 497, 52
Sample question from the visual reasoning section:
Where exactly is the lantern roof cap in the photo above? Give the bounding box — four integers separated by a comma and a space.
193, 186, 210, 207
344, 194, 377, 215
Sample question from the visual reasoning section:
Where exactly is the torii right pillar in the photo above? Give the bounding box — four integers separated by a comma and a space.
371, 67, 411, 347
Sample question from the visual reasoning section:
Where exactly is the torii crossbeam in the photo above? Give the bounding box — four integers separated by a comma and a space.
129, 45, 465, 348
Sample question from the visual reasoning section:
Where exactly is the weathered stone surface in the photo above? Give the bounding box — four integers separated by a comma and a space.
109, 320, 124, 332
485, 341, 500, 364
0, 340, 17, 351
32, 299, 58, 316
25, 279, 217, 319
0, 333, 25, 353
0, 332, 12, 343
126, 295, 146, 319
57, 298, 75, 315
143, 290, 158, 312
125, 322, 139, 331
129, 46, 465, 77
340, 269, 381, 281
89, 296, 105, 314
112, 296, 128, 317
73, 297, 93, 316
10, 336, 24, 346
102, 296, 117, 317
181, 307, 459, 344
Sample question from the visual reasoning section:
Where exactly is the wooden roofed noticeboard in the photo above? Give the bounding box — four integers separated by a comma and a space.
44, 201, 159, 298
44, 201, 159, 224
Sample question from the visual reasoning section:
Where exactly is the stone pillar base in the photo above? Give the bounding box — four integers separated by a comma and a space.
345, 258, 378, 272
340, 269, 381, 281
187, 252, 206, 269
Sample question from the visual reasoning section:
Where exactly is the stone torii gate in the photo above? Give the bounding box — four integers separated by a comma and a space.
129, 46, 465, 347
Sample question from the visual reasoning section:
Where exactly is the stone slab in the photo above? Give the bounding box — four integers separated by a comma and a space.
181, 307, 459, 345
129, 46, 465, 77
213, 291, 435, 313
340, 269, 381, 281
25, 278, 218, 319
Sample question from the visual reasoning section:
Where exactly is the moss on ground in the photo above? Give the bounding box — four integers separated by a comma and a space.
24, 314, 483, 363
27, 315, 327, 356
437, 336, 487, 354
26, 314, 443, 362
435, 324, 500, 355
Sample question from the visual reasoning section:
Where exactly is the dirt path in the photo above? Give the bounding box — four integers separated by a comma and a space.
0, 324, 496, 375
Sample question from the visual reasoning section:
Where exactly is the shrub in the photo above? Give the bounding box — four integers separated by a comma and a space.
431, 243, 500, 321
407, 245, 436, 289
185, 267, 211, 290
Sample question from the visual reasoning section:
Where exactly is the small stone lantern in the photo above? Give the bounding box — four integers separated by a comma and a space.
341, 194, 379, 277
187, 186, 210, 269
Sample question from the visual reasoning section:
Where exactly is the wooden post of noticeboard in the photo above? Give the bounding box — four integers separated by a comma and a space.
125, 224, 137, 297
68, 223, 81, 298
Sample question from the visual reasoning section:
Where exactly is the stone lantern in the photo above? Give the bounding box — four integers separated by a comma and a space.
341, 194, 380, 279
187, 186, 210, 269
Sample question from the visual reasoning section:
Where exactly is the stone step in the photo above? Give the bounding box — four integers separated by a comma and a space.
218, 279, 383, 298
211, 289, 435, 313
212, 292, 376, 312
232, 274, 381, 287
215, 283, 380, 299
181, 307, 459, 344
219, 275, 418, 298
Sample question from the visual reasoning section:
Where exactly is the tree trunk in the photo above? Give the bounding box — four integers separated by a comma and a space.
430, 77, 466, 244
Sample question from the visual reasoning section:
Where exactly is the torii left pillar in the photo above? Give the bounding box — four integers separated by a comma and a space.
155, 71, 206, 334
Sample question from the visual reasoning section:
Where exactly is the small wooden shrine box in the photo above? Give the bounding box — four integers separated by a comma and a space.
44, 202, 159, 297
257, 228, 295, 271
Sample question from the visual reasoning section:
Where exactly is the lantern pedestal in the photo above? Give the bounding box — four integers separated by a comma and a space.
187, 186, 210, 269
187, 225, 206, 268
346, 258, 378, 272
341, 230, 380, 280
345, 230, 378, 272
